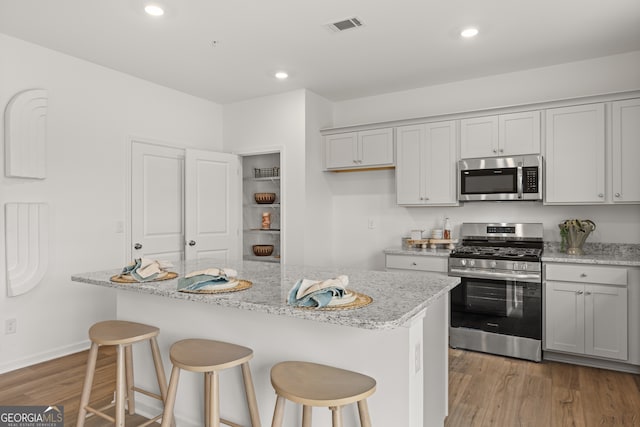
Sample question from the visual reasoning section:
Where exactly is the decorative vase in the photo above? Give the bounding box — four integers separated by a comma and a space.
261, 212, 271, 229
558, 219, 596, 255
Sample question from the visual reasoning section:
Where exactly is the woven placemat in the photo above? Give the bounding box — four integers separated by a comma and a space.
295, 291, 373, 311
178, 279, 253, 294
110, 271, 178, 283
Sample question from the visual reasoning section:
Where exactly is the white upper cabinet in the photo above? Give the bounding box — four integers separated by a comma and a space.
545, 103, 606, 204
612, 98, 640, 203
460, 111, 540, 159
396, 121, 458, 206
325, 128, 394, 170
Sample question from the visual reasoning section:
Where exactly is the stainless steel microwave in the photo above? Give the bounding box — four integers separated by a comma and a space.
458, 155, 542, 201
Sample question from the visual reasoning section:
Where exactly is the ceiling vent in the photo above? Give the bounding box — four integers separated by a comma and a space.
325, 17, 364, 33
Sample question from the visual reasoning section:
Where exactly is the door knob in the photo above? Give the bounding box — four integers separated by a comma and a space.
188, 240, 196, 246
134, 243, 142, 250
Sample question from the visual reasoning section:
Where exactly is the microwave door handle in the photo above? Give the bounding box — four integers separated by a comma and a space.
517, 165, 523, 199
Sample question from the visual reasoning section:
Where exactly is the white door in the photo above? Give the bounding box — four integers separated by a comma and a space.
584, 284, 628, 360
185, 149, 240, 262
460, 115, 499, 159
612, 98, 640, 203
544, 281, 585, 354
545, 103, 606, 204
131, 142, 185, 261
499, 111, 541, 156
396, 124, 424, 205
424, 121, 457, 205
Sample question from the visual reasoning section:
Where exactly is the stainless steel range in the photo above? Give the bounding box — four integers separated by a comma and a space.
448, 223, 543, 362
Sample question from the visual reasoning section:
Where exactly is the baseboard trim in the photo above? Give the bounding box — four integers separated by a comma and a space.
0, 340, 91, 374
544, 351, 640, 374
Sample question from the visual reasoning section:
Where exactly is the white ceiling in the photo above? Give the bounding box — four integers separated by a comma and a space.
1, 0, 639, 104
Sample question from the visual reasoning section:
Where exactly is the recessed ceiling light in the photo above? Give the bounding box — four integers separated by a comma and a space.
144, 4, 165, 16
461, 27, 479, 38
274, 71, 289, 80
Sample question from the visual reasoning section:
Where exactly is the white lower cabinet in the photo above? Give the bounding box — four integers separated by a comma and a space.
545, 263, 628, 361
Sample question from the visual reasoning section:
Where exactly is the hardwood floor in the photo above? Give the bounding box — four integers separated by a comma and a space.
446, 348, 640, 427
1, 347, 639, 426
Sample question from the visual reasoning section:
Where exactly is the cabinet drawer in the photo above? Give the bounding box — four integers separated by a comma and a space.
386, 255, 448, 273
545, 264, 627, 286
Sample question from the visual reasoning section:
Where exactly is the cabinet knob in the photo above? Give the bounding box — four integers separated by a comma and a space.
412, 262, 417, 266
598, 193, 604, 198
576, 291, 583, 295
580, 273, 587, 278
585, 291, 591, 296
615, 193, 621, 197
499, 149, 504, 153
134, 243, 142, 250
492, 149, 498, 154
353, 160, 358, 164
424, 197, 429, 201
188, 240, 196, 247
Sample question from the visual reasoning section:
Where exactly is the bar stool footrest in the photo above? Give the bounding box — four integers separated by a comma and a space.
84, 405, 116, 423
220, 417, 243, 427
133, 386, 163, 401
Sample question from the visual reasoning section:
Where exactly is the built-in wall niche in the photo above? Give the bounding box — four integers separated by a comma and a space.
242, 152, 281, 263
4, 89, 48, 179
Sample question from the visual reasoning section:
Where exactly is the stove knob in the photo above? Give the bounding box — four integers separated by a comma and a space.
460, 259, 467, 266
490, 260, 497, 268
469, 259, 476, 267
512, 262, 518, 271
521, 263, 528, 271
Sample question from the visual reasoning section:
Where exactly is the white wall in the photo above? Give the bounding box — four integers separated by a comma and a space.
223, 90, 307, 264
323, 52, 640, 269
0, 34, 223, 373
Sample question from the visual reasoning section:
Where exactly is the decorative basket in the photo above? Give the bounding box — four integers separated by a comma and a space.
252, 244, 274, 256
254, 192, 276, 204
254, 167, 280, 178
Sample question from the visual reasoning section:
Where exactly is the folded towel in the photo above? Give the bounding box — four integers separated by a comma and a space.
121, 258, 173, 282
288, 275, 349, 308
177, 267, 238, 291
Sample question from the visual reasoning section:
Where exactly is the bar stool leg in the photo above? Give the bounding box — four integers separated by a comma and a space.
160, 366, 181, 427
124, 344, 135, 415
330, 406, 342, 427
115, 344, 127, 427
204, 371, 212, 427
76, 343, 99, 427
270, 395, 286, 427
208, 371, 220, 427
241, 362, 261, 427
302, 405, 312, 427
357, 399, 372, 427
149, 337, 174, 427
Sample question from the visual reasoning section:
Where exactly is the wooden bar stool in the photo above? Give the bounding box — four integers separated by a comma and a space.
270, 361, 376, 427
76, 320, 173, 427
160, 338, 261, 427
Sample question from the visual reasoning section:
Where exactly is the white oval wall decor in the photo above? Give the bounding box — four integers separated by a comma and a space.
4, 89, 48, 179
5, 203, 49, 297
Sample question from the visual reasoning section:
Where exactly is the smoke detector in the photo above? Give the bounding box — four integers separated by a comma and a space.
325, 17, 364, 33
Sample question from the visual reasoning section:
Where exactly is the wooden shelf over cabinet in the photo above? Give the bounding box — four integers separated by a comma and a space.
406, 239, 458, 249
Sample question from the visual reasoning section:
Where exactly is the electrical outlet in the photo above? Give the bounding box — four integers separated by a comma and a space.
367, 218, 376, 229
5, 318, 17, 335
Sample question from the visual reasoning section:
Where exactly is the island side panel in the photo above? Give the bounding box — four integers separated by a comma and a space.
424, 292, 449, 426
116, 290, 435, 427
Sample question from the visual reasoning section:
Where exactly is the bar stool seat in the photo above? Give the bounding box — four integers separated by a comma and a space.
77, 320, 172, 427
160, 338, 261, 427
270, 361, 376, 427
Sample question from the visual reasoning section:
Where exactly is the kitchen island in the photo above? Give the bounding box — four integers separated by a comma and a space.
72, 259, 460, 427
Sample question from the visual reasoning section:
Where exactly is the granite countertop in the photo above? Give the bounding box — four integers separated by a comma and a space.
71, 259, 460, 330
384, 247, 452, 257
542, 243, 640, 267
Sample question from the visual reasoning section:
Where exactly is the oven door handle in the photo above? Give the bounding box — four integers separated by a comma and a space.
448, 267, 541, 283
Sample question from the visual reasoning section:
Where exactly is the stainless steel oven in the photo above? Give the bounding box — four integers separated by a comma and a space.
448, 223, 543, 362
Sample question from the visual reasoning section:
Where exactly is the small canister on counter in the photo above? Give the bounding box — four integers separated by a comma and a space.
410, 229, 424, 240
